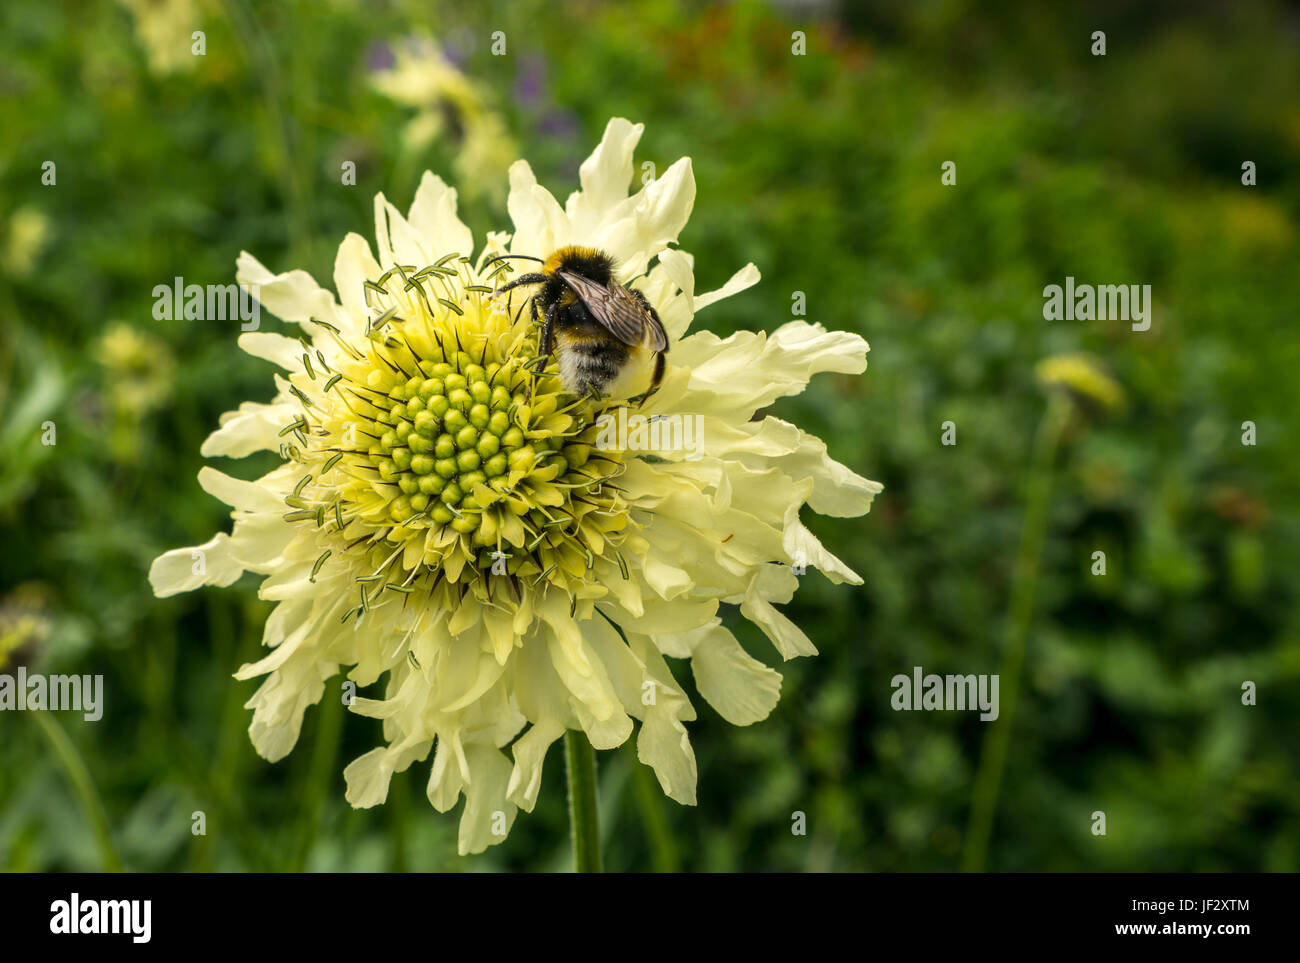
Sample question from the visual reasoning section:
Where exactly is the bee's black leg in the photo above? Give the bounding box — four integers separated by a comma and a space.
630, 289, 666, 333
627, 289, 667, 406
491, 273, 550, 298
527, 302, 557, 402
634, 352, 666, 407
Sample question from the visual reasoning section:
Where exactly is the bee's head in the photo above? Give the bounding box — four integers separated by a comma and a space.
543, 246, 615, 285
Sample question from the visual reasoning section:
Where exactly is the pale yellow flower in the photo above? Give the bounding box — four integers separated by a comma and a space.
117, 0, 203, 76
0, 584, 53, 671
371, 34, 516, 202
100, 323, 176, 416
149, 119, 880, 854
3, 206, 50, 276
1036, 353, 1125, 413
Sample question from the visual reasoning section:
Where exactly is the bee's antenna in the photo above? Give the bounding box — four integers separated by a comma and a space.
483, 254, 544, 269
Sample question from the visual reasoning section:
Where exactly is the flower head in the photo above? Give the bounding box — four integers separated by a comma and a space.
1036, 353, 1125, 414
150, 119, 881, 854
3, 206, 50, 277
117, 0, 204, 76
0, 584, 53, 672
371, 33, 517, 203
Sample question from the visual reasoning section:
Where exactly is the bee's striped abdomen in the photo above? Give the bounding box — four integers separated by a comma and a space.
556, 330, 630, 394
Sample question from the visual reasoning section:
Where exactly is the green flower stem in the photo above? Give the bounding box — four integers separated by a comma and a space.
626, 741, 680, 872
962, 393, 1071, 873
564, 729, 602, 873
294, 688, 344, 871
31, 710, 123, 872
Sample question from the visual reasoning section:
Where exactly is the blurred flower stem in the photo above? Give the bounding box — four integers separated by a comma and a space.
221, 0, 312, 266
294, 689, 344, 870
565, 730, 602, 872
31, 711, 123, 872
627, 741, 680, 872
962, 392, 1071, 872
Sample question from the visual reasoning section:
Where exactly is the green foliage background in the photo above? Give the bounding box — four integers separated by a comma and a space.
1, 0, 1297, 872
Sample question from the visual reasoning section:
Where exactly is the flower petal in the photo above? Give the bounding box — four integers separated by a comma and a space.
409, 171, 475, 259
148, 533, 245, 597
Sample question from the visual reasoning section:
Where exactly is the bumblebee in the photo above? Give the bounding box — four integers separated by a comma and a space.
489, 246, 667, 400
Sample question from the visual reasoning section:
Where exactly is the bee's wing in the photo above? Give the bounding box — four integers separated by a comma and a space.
557, 270, 666, 351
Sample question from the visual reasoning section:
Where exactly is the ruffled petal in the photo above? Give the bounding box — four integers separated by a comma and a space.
409, 171, 475, 259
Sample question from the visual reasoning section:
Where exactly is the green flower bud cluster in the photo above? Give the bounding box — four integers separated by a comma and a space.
360, 352, 600, 545
363, 355, 533, 533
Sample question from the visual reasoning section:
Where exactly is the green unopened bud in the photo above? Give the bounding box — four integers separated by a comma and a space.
565, 443, 591, 468
390, 495, 414, 521
509, 447, 536, 472
414, 410, 438, 435
455, 425, 479, 450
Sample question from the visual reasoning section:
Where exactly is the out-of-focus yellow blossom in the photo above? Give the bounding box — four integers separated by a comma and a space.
99, 323, 176, 461
3, 207, 51, 277
1036, 353, 1126, 414
371, 34, 516, 203
0, 585, 53, 671
117, 0, 205, 76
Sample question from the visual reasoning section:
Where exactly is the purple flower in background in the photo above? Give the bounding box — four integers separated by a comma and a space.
514, 54, 547, 108
441, 28, 474, 70
539, 108, 580, 140
366, 40, 394, 73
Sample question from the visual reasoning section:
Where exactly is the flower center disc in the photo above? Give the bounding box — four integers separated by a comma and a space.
280, 256, 634, 608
